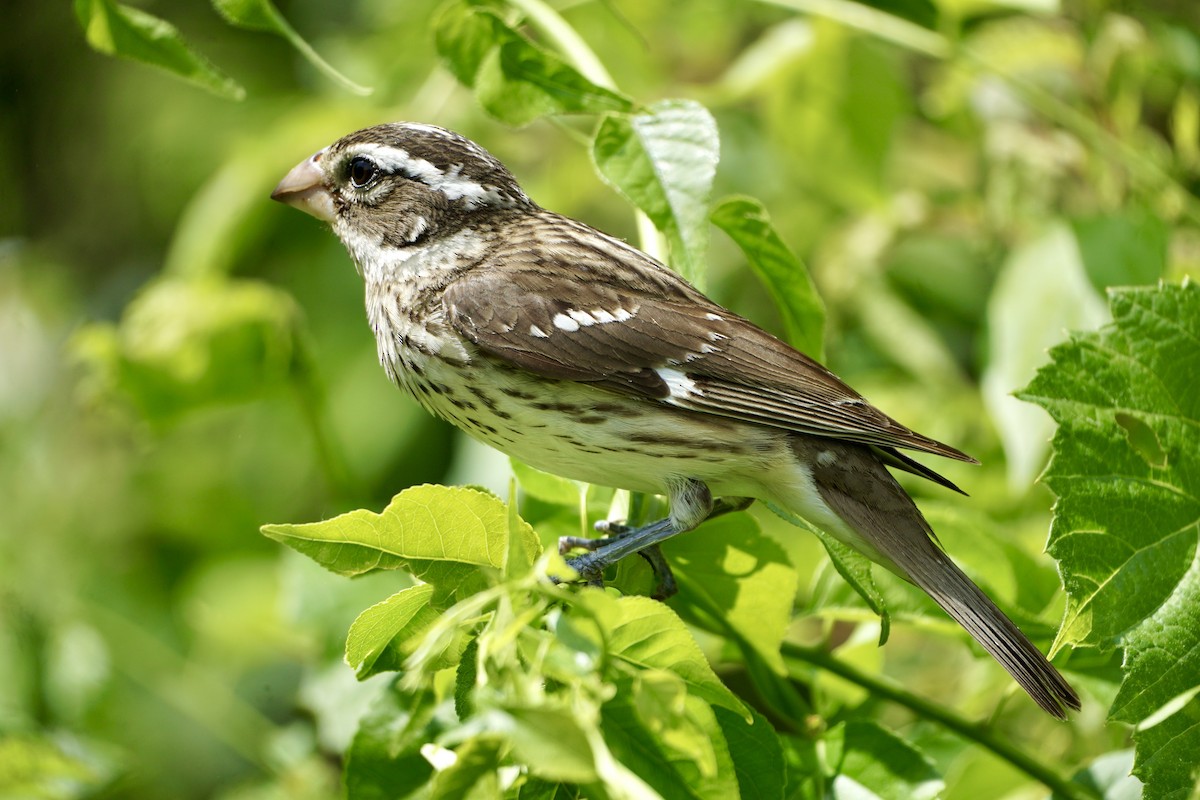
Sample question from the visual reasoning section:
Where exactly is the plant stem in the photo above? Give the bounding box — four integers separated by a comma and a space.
781, 642, 1101, 800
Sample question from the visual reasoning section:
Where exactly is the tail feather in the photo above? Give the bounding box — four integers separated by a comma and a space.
900, 546, 1080, 718
791, 436, 1080, 717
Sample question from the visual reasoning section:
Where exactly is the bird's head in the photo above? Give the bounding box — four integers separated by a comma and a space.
272, 123, 533, 269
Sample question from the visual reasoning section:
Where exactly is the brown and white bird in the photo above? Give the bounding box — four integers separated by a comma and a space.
272, 122, 1079, 717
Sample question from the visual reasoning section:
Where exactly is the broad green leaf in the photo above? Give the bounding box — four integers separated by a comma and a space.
593, 101, 720, 288
670, 512, 799, 673
261, 485, 541, 595
768, 502, 891, 645
1018, 284, 1199, 646
344, 686, 438, 800
573, 591, 747, 719
715, 705, 786, 800
433, 0, 500, 86
1111, 554, 1200, 723
1125, 698, 1200, 800
70, 277, 301, 422
826, 721, 943, 800
212, 0, 371, 95
434, 3, 633, 126
601, 690, 739, 800
345, 584, 441, 678
983, 223, 1108, 489
74, 0, 244, 100
711, 195, 826, 359
1019, 283, 1200, 800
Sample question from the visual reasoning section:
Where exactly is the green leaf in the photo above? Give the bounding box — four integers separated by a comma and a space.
434, 3, 633, 126
593, 101, 720, 288
768, 502, 891, 645
1126, 697, 1200, 800
212, 0, 371, 95
345, 584, 441, 678
261, 485, 541, 598
1019, 283, 1200, 800
73, 0, 244, 100
70, 277, 302, 422
715, 706, 786, 800
1019, 283, 1200, 647
711, 195, 826, 359
826, 721, 943, 800
486, 707, 599, 784
344, 686, 438, 800
573, 591, 747, 719
600, 689, 739, 800
670, 512, 799, 673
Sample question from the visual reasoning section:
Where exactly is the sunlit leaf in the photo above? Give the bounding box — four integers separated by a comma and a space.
593, 101, 720, 288
573, 592, 747, 719
670, 512, 799, 673
434, 2, 632, 126
262, 484, 541, 599
345, 584, 441, 678
601, 690, 738, 800
74, 0, 245, 99
212, 0, 371, 95
711, 195, 826, 359
1020, 283, 1200, 800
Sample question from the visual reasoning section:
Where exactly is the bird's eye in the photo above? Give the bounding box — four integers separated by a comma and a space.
348, 156, 381, 189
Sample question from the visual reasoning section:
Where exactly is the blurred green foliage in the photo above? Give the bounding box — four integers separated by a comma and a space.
2, 0, 1198, 796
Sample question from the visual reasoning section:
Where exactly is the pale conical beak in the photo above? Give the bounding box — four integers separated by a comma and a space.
271, 150, 335, 223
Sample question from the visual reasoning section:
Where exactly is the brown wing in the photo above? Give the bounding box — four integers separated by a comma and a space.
443, 217, 976, 466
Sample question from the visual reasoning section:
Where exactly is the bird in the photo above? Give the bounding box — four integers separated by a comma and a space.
271, 121, 1080, 718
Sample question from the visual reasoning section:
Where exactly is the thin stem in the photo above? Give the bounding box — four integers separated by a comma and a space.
781, 642, 1100, 800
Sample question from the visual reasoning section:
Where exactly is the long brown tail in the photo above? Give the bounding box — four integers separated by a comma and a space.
890, 538, 1080, 718
795, 437, 1081, 718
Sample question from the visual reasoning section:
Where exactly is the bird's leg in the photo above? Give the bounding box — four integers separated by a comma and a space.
557, 479, 755, 599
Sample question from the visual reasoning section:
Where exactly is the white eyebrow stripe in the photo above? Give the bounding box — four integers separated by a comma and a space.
349, 143, 525, 208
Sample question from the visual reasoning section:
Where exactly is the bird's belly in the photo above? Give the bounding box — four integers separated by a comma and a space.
403, 356, 780, 498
